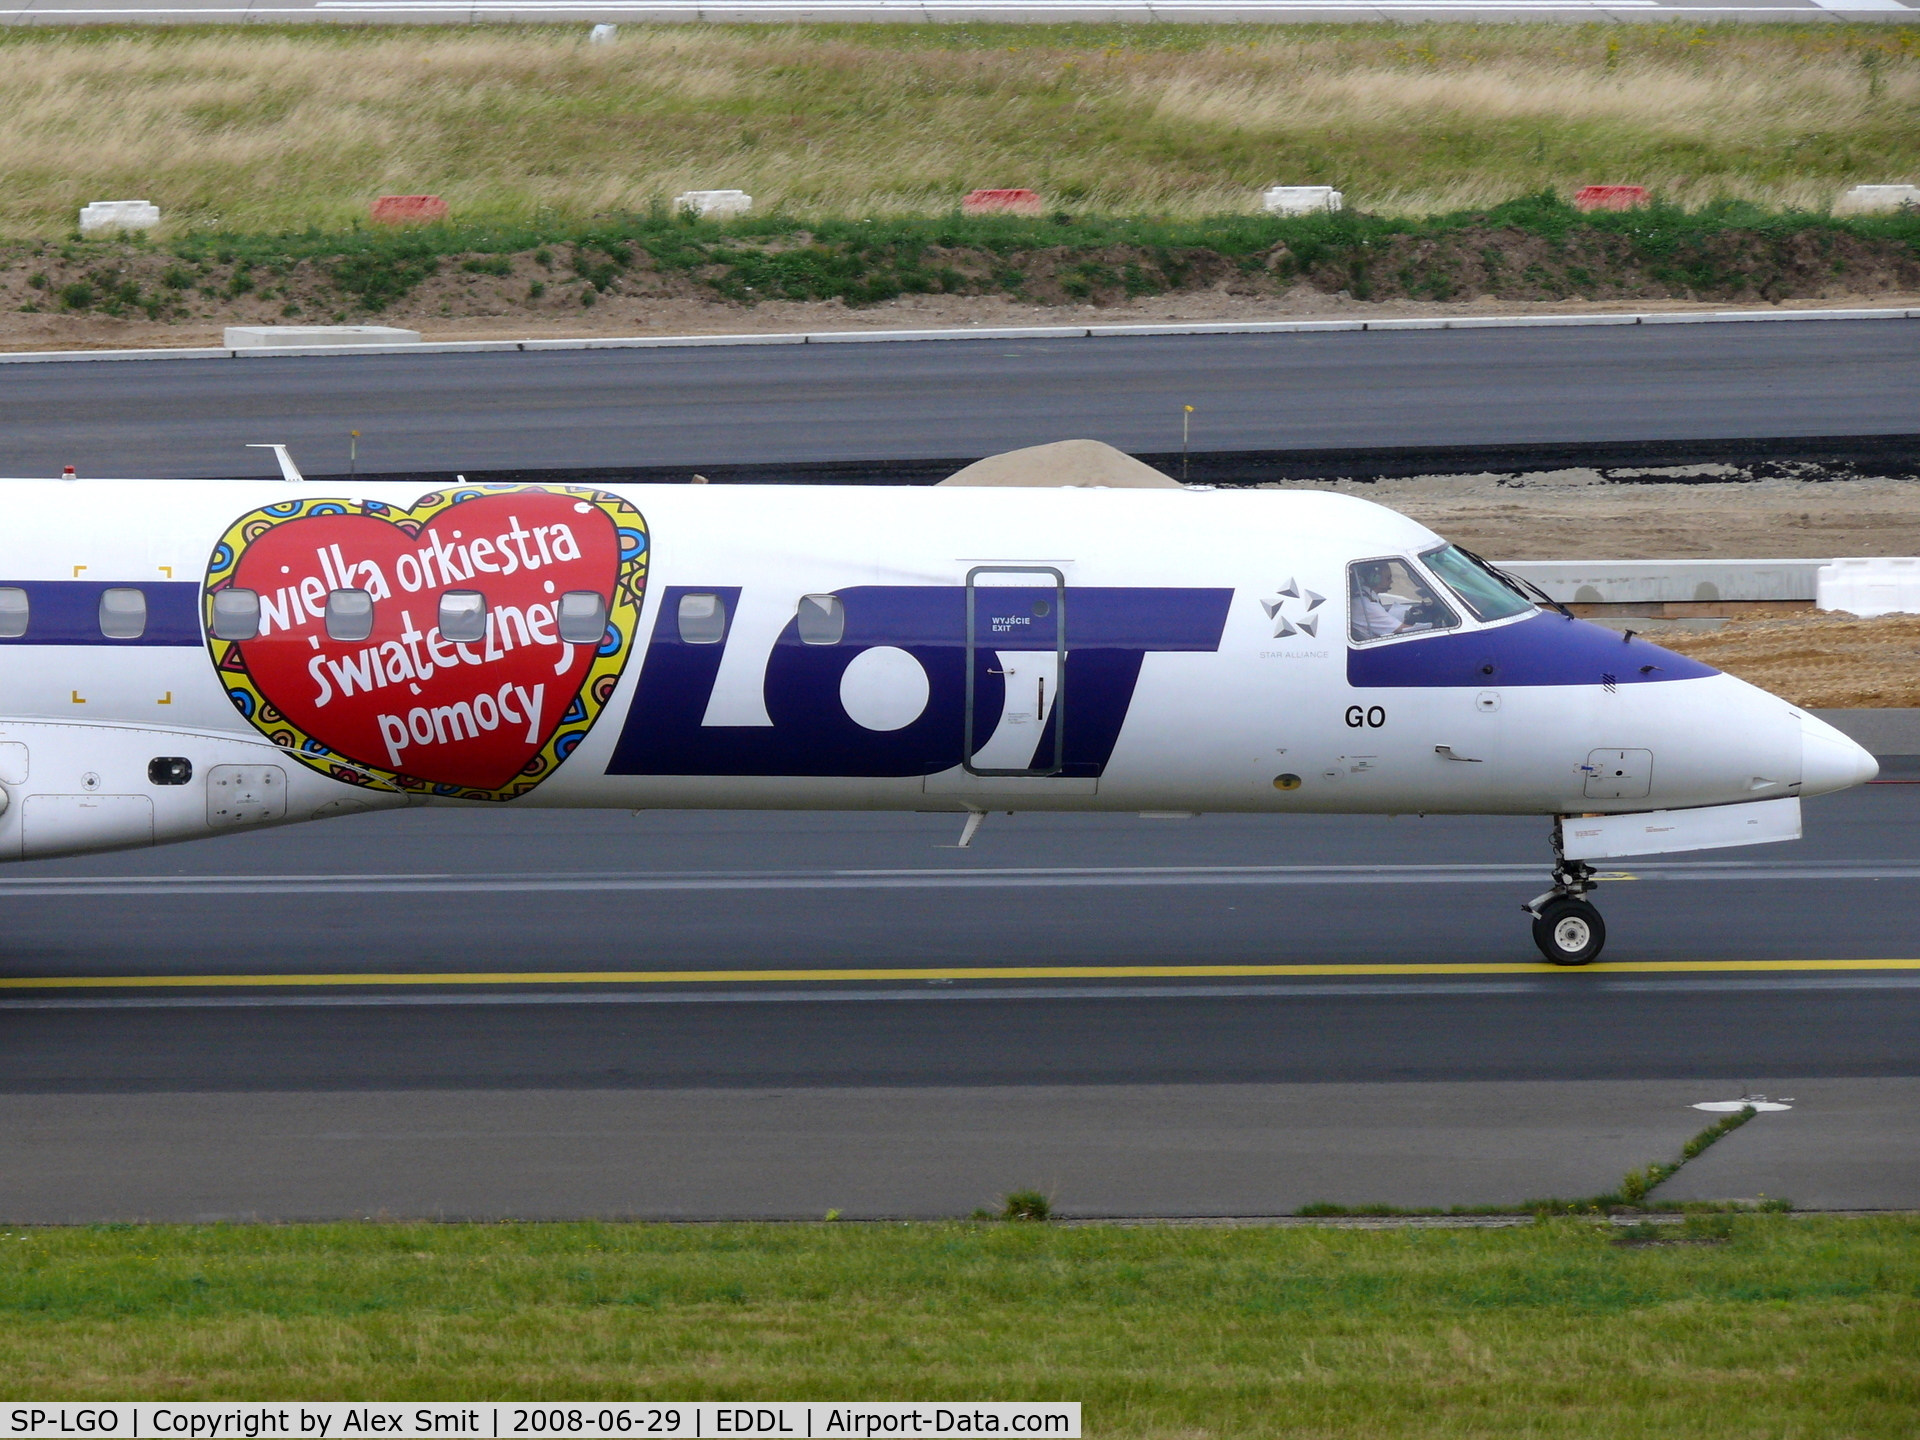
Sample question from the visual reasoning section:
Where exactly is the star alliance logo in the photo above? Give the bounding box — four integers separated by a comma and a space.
1260, 578, 1326, 638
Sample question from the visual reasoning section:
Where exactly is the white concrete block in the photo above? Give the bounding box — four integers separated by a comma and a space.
1835, 184, 1920, 214
1502, 559, 1825, 605
78, 201, 160, 236
225, 326, 421, 349
1262, 186, 1342, 216
674, 189, 753, 218
588, 23, 618, 42
1817, 557, 1920, 618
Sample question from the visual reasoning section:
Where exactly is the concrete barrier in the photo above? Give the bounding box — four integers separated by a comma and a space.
1835, 184, 1920, 214
1574, 185, 1649, 212
1817, 557, 1920, 617
7, 306, 1916, 369
225, 325, 421, 348
673, 189, 752, 218
1499, 559, 1823, 610
78, 201, 159, 236
370, 195, 448, 225
962, 188, 1043, 216
1262, 186, 1342, 215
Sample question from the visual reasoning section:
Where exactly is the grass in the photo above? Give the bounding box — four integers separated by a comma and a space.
0, 23, 1916, 236
0, 1216, 1916, 1434
15, 193, 1920, 325
1299, 1107, 1779, 1219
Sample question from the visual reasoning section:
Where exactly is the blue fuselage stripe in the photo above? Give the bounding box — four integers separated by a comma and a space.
0, 581, 204, 648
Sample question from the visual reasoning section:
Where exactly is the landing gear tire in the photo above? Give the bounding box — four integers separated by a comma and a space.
1533, 897, 1606, 966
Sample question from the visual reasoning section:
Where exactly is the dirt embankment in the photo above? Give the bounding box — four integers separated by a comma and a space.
1299, 225, 1920, 305
3, 224, 1916, 352
1279, 471, 1920, 564
1654, 612, 1920, 710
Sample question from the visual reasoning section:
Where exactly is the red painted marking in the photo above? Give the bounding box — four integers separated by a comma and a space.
961, 189, 1045, 216
1574, 186, 1650, 213
371, 195, 450, 224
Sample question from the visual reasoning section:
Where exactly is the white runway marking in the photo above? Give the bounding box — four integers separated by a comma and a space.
1, 974, 1917, 1009
0, 859, 1913, 898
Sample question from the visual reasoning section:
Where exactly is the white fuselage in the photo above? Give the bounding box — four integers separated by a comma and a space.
0, 478, 1874, 860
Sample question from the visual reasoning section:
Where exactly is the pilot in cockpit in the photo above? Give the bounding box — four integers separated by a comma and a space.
1350, 560, 1413, 640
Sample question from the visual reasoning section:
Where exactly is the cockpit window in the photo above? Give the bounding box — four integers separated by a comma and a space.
1348, 557, 1460, 643
1420, 544, 1537, 624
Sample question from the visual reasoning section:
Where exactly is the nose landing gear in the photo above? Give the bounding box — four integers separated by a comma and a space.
1525, 819, 1606, 965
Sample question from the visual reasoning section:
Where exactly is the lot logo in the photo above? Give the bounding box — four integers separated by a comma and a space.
204, 486, 647, 801
609, 584, 1232, 779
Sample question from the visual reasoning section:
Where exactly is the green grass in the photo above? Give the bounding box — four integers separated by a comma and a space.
7, 23, 1917, 323
23, 194, 1920, 323
0, 23, 1915, 236
1, 1217, 1917, 1435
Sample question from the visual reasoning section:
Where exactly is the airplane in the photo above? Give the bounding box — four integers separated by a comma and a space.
0, 438, 1877, 966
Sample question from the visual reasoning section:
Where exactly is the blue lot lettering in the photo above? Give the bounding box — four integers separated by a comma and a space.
608, 585, 1232, 778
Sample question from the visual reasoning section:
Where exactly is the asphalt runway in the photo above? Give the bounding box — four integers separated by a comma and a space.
4, 322, 1919, 1217
12, 321, 1920, 480
0, 786, 1915, 1219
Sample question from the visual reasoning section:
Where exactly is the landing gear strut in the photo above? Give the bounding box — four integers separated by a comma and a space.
1524, 819, 1606, 965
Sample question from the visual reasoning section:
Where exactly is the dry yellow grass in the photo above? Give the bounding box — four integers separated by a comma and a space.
0, 24, 1913, 234
1658, 610, 1920, 708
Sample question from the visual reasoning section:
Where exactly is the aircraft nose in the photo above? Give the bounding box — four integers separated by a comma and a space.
1800, 711, 1879, 795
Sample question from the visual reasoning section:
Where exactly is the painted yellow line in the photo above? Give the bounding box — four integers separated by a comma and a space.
1, 959, 1918, 990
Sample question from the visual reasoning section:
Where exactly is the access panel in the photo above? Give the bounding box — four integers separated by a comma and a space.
1584, 748, 1653, 800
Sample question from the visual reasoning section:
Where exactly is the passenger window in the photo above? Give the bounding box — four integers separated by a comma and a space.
99, 587, 146, 640
211, 587, 258, 640
1347, 558, 1459, 644
796, 594, 845, 646
677, 592, 727, 645
1420, 545, 1535, 624
326, 588, 374, 642
0, 587, 27, 639
438, 590, 486, 643
557, 590, 608, 645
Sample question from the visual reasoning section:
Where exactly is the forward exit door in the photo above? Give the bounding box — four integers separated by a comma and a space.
965, 566, 1066, 776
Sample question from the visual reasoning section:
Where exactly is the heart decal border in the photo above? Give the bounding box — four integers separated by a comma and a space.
203, 483, 649, 803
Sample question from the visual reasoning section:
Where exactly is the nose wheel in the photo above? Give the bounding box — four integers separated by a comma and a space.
1525, 819, 1607, 965
1531, 895, 1606, 965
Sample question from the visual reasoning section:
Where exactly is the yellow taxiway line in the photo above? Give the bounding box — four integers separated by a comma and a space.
2, 959, 1919, 989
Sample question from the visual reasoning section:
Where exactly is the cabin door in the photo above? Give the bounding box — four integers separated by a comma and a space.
964, 566, 1066, 777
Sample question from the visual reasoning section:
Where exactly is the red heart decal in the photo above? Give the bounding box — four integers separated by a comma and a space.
204, 486, 648, 801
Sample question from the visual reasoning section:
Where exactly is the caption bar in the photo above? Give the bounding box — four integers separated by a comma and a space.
4, 1407, 1078, 1440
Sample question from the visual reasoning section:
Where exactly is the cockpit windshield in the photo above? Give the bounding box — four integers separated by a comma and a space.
1420, 544, 1538, 624
1347, 557, 1460, 643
